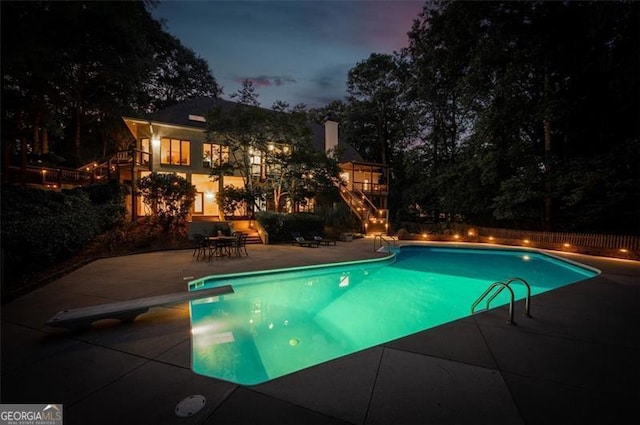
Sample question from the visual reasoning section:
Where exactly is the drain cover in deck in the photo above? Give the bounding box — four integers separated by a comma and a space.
175, 395, 206, 417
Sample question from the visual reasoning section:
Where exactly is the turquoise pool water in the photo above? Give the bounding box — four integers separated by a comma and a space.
188, 246, 599, 385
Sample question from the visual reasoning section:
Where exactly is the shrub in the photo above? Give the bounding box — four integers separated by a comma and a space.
137, 172, 196, 231
1, 184, 126, 294
216, 185, 248, 219
256, 211, 324, 243
314, 203, 360, 233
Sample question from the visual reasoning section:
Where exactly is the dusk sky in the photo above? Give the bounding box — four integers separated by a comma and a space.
152, 0, 426, 109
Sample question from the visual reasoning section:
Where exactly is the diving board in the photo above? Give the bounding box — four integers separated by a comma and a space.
45, 285, 234, 330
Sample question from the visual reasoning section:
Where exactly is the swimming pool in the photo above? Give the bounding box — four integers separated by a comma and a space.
188, 245, 599, 385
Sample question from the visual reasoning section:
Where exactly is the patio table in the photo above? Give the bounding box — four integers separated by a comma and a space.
206, 236, 236, 259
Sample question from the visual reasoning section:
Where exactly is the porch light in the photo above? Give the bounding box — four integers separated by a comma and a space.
268, 144, 274, 151
205, 192, 214, 199
151, 136, 160, 147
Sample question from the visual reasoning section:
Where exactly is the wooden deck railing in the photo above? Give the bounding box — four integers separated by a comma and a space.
4, 165, 98, 188
4, 149, 151, 189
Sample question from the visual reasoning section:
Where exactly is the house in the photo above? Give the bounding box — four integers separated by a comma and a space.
120, 96, 389, 234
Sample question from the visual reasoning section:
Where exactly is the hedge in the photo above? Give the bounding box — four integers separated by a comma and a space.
1, 183, 126, 294
255, 211, 325, 243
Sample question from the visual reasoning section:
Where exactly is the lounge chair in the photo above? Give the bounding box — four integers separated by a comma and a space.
291, 232, 320, 247
308, 233, 337, 246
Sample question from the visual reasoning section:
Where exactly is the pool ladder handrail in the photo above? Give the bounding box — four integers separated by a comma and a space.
471, 277, 532, 325
373, 234, 397, 252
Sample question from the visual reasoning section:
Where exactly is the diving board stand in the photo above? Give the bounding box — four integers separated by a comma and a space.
45, 285, 234, 331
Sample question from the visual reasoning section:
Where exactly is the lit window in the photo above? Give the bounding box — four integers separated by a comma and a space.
140, 138, 151, 165
203, 143, 229, 168
160, 138, 190, 165
251, 151, 264, 178
193, 192, 204, 214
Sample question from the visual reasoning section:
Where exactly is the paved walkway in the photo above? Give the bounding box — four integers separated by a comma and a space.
1, 238, 638, 424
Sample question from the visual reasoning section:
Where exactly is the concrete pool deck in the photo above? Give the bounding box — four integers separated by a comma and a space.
1, 237, 638, 424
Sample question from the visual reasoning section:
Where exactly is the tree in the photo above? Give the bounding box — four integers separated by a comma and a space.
216, 185, 249, 218
340, 53, 421, 219
143, 32, 221, 112
137, 172, 196, 231
345, 54, 416, 165
206, 80, 270, 215
206, 83, 338, 215
262, 101, 326, 212
403, 0, 639, 232
1, 1, 222, 166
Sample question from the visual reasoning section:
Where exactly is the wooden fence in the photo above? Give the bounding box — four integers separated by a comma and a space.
474, 226, 639, 258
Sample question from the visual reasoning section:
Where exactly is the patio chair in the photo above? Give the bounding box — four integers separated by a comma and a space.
291, 232, 320, 247
192, 233, 209, 260
231, 232, 249, 257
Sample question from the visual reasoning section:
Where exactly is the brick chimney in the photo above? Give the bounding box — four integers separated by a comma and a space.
323, 115, 338, 157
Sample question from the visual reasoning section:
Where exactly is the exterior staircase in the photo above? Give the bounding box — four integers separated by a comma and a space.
88, 149, 151, 181
243, 231, 262, 244
337, 183, 389, 235
228, 220, 262, 244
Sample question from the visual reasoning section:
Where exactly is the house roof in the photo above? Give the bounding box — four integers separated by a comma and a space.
146, 96, 236, 130
129, 96, 367, 163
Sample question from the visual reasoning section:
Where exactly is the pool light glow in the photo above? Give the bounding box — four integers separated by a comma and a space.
188, 246, 599, 385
